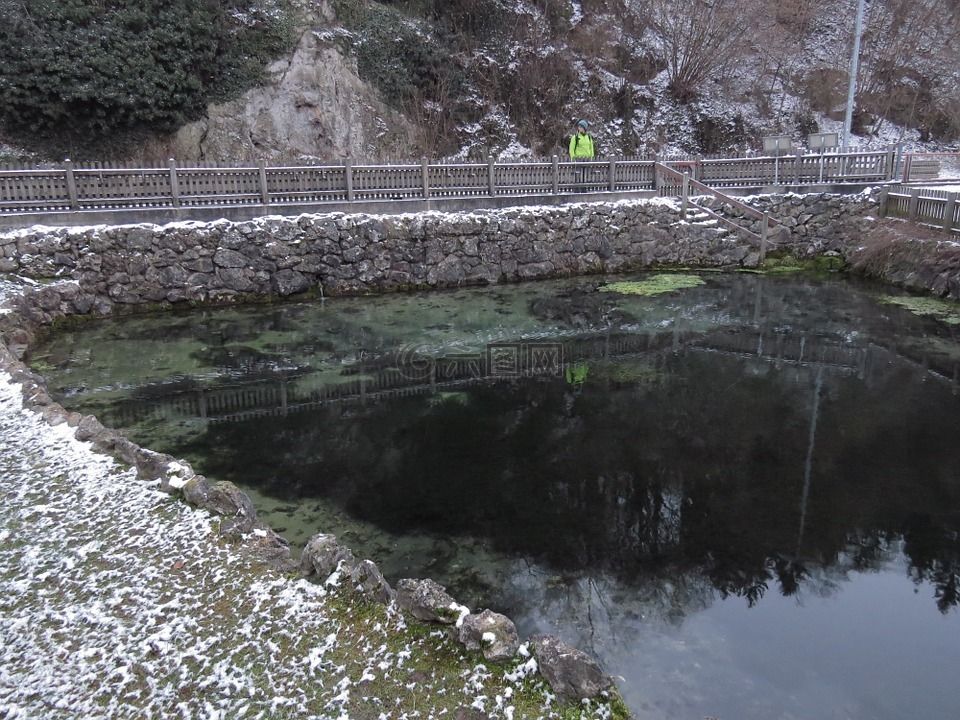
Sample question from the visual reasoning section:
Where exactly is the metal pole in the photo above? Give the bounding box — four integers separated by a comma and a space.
843, 0, 866, 150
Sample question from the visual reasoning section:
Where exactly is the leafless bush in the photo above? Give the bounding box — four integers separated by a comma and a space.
630, 0, 762, 102
858, 0, 960, 140
500, 50, 577, 154
799, 67, 849, 119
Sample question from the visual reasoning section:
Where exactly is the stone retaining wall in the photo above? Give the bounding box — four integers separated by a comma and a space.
0, 193, 877, 334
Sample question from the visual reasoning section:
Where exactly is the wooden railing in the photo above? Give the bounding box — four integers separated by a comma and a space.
900, 152, 960, 183
0, 149, 900, 217
665, 148, 897, 189
879, 185, 960, 234
655, 162, 784, 260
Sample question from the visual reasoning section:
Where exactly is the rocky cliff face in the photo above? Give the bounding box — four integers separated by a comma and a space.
138, 1, 416, 165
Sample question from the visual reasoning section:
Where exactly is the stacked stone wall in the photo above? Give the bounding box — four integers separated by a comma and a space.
0, 193, 877, 340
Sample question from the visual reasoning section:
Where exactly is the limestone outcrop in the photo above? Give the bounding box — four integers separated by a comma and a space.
138, 1, 416, 165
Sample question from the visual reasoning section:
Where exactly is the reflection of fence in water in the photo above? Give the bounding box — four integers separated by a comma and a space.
99, 332, 673, 426
695, 330, 872, 376
97, 325, 959, 429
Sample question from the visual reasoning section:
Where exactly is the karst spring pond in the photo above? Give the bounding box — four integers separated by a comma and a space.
30, 270, 960, 720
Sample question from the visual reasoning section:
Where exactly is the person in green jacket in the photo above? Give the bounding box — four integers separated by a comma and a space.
569, 119, 595, 191
569, 119, 595, 159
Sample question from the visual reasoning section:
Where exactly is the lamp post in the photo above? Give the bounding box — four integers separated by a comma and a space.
842, 0, 866, 150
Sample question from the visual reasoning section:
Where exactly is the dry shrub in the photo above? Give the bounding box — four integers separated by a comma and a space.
799, 67, 848, 119
500, 50, 577, 153
850, 221, 960, 299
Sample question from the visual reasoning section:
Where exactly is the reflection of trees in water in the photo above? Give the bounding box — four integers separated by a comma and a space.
904, 521, 960, 614
177, 338, 960, 616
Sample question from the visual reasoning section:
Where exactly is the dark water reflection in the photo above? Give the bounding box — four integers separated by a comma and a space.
30, 272, 960, 719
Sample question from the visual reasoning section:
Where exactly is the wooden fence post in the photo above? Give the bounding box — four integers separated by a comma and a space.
552, 155, 559, 195
488, 155, 496, 197
885, 144, 896, 181
908, 188, 920, 221
421, 156, 430, 199
258, 160, 270, 205
759, 213, 769, 263
652, 159, 660, 193
345, 158, 354, 202
608, 159, 616, 192
680, 173, 690, 217
944, 193, 957, 232
902, 154, 913, 183
877, 186, 889, 218
169, 158, 181, 208
63, 159, 79, 210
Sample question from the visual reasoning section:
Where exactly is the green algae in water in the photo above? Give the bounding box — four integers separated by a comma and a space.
599, 273, 706, 296
881, 295, 960, 325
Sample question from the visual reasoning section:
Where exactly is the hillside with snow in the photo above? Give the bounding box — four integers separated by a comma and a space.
1, 0, 957, 165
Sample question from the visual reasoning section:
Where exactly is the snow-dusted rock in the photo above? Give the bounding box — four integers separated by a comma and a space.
180, 476, 259, 535
529, 634, 614, 701
300, 534, 394, 604
300, 532, 356, 579
349, 558, 395, 605
139, 17, 416, 165
458, 609, 519, 662
395, 578, 466, 624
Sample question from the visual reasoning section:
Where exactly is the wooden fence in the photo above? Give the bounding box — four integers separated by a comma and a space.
0, 149, 902, 217
879, 184, 960, 234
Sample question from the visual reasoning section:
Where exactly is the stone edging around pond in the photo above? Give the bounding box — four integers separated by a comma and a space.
0, 193, 878, 316
3, 192, 956, 706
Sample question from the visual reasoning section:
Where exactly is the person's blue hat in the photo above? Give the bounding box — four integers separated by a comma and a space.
577, 119, 588, 129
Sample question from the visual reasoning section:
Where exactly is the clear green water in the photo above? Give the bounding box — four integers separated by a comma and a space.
30, 271, 960, 720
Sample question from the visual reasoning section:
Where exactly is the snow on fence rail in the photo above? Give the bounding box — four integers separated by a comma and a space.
0, 150, 900, 216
